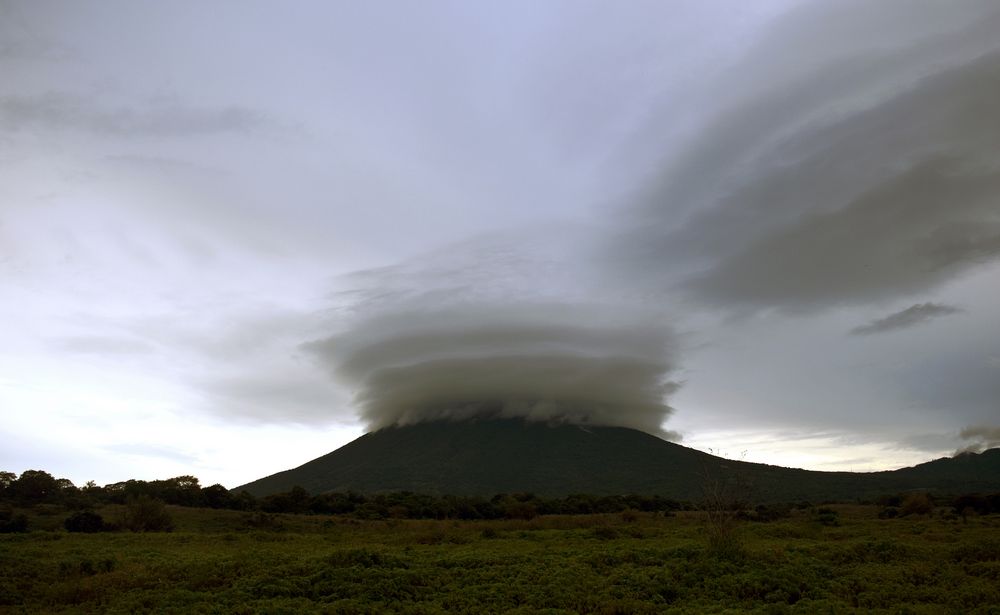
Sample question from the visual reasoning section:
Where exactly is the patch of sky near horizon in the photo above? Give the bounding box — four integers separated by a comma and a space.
671, 260, 1000, 471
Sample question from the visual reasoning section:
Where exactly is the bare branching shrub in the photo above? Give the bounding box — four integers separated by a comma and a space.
699, 464, 752, 559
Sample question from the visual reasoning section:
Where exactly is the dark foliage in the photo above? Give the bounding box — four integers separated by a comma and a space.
0, 508, 28, 533
878, 506, 899, 519
2, 464, 998, 528
815, 508, 840, 526
64, 510, 109, 533
740, 503, 793, 522
952, 493, 1000, 517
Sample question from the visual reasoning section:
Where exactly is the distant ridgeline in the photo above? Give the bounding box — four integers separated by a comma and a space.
235, 419, 1000, 503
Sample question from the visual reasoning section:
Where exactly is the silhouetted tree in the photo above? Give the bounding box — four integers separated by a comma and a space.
11, 470, 60, 504
0, 471, 15, 497
202, 484, 233, 509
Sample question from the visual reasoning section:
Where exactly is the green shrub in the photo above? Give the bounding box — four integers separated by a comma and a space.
121, 495, 174, 532
815, 508, 839, 527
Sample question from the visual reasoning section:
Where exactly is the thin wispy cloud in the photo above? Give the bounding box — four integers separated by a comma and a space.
850, 303, 962, 336
0, 93, 266, 137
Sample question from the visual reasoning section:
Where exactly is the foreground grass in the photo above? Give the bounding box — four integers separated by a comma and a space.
1, 505, 998, 614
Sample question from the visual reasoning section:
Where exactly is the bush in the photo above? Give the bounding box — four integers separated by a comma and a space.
502, 501, 538, 520
878, 507, 899, 519
815, 508, 840, 526
744, 503, 792, 522
121, 496, 173, 532
592, 526, 619, 540
0, 510, 28, 533
243, 512, 284, 531
953, 494, 990, 519
480, 527, 499, 539
64, 510, 108, 533
900, 492, 934, 517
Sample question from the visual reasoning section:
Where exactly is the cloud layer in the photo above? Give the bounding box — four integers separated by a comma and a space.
304, 241, 682, 436
306, 305, 678, 435
620, 1, 1000, 313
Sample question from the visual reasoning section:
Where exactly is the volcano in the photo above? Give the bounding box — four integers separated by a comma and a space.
237, 419, 1000, 502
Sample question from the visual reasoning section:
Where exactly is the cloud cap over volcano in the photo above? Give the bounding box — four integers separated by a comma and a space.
305, 303, 680, 437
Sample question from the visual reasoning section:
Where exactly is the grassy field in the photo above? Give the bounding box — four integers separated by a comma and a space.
1, 504, 998, 614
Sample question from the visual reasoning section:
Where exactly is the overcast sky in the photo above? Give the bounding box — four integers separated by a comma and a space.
2, 0, 999, 488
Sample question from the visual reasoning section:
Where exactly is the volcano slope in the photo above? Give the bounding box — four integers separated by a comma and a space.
238, 419, 1000, 502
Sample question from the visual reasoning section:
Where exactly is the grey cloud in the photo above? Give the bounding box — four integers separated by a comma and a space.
303, 229, 682, 436
620, 3, 1000, 313
850, 303, 961, 336
685, 156, 1000, 310
0, 92, 265, 136
956, 425, 1000, 454
305, 302, 680, 437
629, 1, 1000, 234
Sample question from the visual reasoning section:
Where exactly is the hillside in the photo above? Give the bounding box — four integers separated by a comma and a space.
237, 419, 1000, 501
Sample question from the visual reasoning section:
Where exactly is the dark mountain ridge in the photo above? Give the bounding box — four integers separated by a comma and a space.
238, 419, 1000, 502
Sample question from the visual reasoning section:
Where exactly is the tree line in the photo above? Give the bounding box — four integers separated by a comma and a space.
0, 469, 688, 521
3, 469, 999, 532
